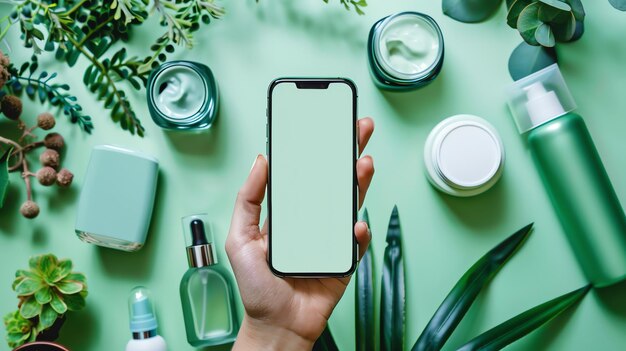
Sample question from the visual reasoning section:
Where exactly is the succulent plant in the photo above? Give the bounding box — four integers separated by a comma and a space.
5, 254, 88, 347
3, 310, 39, 348
507, 0, 585, 47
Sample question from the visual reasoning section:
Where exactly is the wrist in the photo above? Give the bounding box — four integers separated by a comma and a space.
233, 315, 315, 351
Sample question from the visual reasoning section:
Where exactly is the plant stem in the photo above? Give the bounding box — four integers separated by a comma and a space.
77, 16, 114, 47
0, 136, 24, 172
22, 140, 44, 153
63, 0, 88, 16
21, 158, 32, 201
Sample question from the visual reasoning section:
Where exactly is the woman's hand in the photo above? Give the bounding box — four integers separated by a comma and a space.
227, 117, 375, 351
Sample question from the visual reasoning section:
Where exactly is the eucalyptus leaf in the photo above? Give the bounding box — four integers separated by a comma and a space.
0, 147, 13, 208
457, 285, 591, 351
508, 41, 557, 80
313, 326, 340, 351
565, 0, 585, 20
517, 2, 542, 45
538, 0, 571, 11
356, 208, 375, 351
608, 0, 626, 11
507, 0, 532, 28
443, 0, 503, 23
411, 223, 533, 351
535, 23, 555, 47
381, 206, 405, 351
551, 11, 576, 42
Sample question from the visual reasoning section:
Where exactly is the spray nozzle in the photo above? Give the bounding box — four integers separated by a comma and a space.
128, 286, 158, 336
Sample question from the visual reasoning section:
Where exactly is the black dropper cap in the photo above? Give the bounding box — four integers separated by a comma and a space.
190, 219, 209, 246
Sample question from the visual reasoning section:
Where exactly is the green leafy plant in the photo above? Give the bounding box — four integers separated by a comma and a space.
0, 0, 365, 136
3, 310, 38, 348
4, 254, 88, 348
314, 217, 590, 351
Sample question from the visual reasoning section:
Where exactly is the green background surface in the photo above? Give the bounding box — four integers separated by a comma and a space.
1, 1, 625, 350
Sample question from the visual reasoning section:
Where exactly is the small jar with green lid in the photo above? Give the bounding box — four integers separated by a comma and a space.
147, 60, 218, 130
367, 12, 445, 91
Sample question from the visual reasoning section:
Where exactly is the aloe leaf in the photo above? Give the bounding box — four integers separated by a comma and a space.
609, 0, 626, 11
412, 223, 533, 351
443, 0, 503, 23
356, 208, 375, 351
381, 205, 405, 351
508, 41, 557, 80
313, 326, 339, 351
0, 147, 13, 208
457, 285, 591, 351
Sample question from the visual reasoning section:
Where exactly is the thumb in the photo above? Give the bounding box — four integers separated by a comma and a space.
228, 155, 268, 245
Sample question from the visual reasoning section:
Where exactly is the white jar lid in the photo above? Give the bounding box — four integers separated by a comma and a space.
424, 115, 505, 197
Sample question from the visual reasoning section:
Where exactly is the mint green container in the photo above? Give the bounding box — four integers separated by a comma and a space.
507, 64, 626, 287
179, 214, 239, 347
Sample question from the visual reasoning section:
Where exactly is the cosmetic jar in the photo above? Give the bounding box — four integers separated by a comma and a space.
368, 12, 444, 91
147, 60, 218, 130
75, 145, 159, 251
424, 115, 504, 197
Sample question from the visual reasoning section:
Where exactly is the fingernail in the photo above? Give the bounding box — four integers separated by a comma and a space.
250, 155, 259, 173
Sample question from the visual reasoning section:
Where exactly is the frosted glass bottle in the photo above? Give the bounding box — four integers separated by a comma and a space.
507, 64, 626, 287
180, 214, 240, 347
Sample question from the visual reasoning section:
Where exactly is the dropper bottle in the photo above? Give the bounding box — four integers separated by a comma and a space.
506, 64, 626, 287
125, 287, 167, 351
179, 214, 240, 347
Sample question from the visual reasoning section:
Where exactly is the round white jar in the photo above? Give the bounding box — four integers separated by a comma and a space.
424, 115, 505, 197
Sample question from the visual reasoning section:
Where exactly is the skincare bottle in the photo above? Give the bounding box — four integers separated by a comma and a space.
125, 287, 167, 351
506, 64, 626, 287
147, 60, 218, 131
368, 12, 444, 91
180, 214, 240, 347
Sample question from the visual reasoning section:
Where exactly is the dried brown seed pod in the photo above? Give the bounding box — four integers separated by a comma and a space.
20, 201, 40, 219
37, 166, 57, 186
37, 112, 56, 130
39, 149, 60, 169
0, 95, 22, 120
56, 168, 74, 187
43, 133, 65, 150
0, 49, 9, 90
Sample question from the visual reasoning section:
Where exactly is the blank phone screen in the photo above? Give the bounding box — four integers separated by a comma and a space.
269, 80, 356, 276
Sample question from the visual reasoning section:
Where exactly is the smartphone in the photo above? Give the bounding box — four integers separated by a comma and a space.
267, 78, 358, 277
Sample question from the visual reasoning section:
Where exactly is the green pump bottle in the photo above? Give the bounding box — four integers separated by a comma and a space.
506, 64, 626, 287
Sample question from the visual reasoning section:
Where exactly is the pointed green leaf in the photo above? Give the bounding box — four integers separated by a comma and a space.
35, 286, 52, 304
356, 208, 375, 351
55, 280, 83, 294
63, 292, 86, 311
38, 304, 58, 330
15, 278, 43, 296
50, 292, 68, 314
508, 41, 557, 80
381, 205, 404, 351
313, 326, 340, 351
457, 285, 591, 351
19, 297, 41, 319
0, 147, 13, 208
412, 223, 533, 351
443, 0, 503, 23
